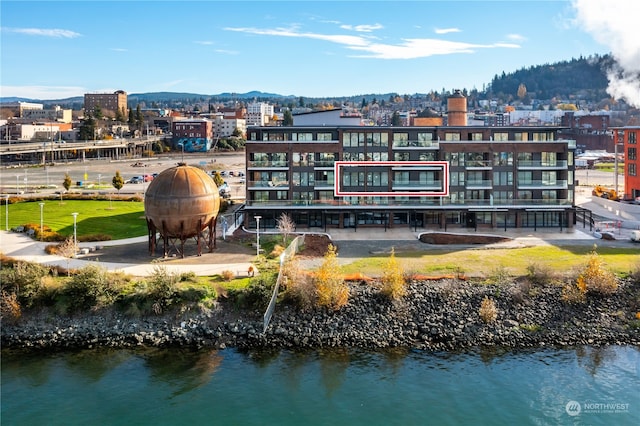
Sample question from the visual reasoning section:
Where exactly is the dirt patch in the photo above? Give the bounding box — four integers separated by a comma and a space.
419, 232, 512, 245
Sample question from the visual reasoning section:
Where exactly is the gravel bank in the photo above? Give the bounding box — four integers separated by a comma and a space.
3, 278, 640, 352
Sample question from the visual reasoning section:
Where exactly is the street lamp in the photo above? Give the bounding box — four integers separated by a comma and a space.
177, 142, 185, 163
39, 202, 44, 242
4, 194, 9, 231
15, 174, 19, 195
255, 215, 262, 256
71, 212, 79, 251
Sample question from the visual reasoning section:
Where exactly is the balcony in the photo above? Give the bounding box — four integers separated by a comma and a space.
243, 198, 574, 208
314, 180, 334, 189
247, 160, 289, 168
248, 180, 290, 189
465, 160, 492, 170
517, 160, 568, 170
465, 179, 493, 189
391, 180, 443, 191
517, 180, 568, 189
392, 140, 439, 149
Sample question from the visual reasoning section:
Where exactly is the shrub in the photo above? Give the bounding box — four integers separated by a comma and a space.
562, 280, 586, 304
479, 296, 498, 323
380, 247, 406, 300
526, 263, 558, 286
576, 247, 618, 295
283, 258, 315, 310
147, 266, 179, 311
485, 266, 511, 285
0, 261, 49, 307
0, 291, 22, 324
314, 244, 349, 310
221, 270, 235, 281
63, 264, 117, 312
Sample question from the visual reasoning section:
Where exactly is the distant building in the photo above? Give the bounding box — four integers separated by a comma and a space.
613, 126, 640, 201
84, 90, 127, 117
292, 108, 362, 126
21, 105, 73, 123
172, 118, 214, 152
246, 102, 274, 126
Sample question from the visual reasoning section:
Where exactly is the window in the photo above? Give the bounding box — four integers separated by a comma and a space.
517, 191, 533, 200
450, 171, 465, 186
292, 172, 314, 186
628, 147, 637, 160
446, 152, 465, 167
531, 132, 553, 141
542, 171, 557, 185
317, 132, 333, 141
494, 152, 513, 166
392, 133, 409, 147
394, 171, 409, 185
419, 152, 436, 161
629, 132, 636, 144
629, 163, 637, 176
493, 191, 513, 202
493, 132, 508, 141
367, 171, 388, 186
343, 172, 364, 186
394, 152, 409, 161
276, 191, 288, 200
343, 132, 364, 147
541, 152, 557, 166
493, 171, 513, 186
293, 132, 313, 141
471, 132, 483, 141
444, 133, 461, 141
518, 171, 533, 184
253, 191, 269, 202
513, 132, 528, 141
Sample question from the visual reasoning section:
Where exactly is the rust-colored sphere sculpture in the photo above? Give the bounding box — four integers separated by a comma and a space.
144, 164, 220, 257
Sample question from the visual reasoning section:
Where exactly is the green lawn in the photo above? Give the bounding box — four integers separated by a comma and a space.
339, 245, 639, 277
3, 199, 146, 240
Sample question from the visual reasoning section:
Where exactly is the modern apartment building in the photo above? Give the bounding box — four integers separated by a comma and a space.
242, 124, 578, 232
613, 126, 640, 201
246, 102, 274, 126
84, 90, 127, 117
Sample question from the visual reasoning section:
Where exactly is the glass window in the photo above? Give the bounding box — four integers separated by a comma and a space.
494, 152, 513, 166
518, 171, 533, 184
317, 132, 333, 141
394, 152, 409, 161
471, 133, 483, 141
541, 152, 557, 166
444, 133, 461, 141
628, 147, 637, 160
493, 132, 508, 141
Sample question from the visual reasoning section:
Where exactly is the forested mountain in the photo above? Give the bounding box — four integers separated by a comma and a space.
485, 54, 612, 102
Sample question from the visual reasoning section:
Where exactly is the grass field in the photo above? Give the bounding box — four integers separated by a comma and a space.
3, 199, 146, 240
339, 245, 639, 278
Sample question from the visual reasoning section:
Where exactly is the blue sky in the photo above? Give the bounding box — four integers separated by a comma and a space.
1, 0, 637, 103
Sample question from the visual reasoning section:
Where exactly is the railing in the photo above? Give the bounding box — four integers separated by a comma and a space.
517, 180, 568, 189
392, 140, 439, 148
247, 161, 289, 168
248, 180, 290, 188
243, 198, 574, 208
465, 179, 493, 188
391, 180, 443, 189
313, 180, 334, 188
465, 160, 492, 168
517, 160, 568, 169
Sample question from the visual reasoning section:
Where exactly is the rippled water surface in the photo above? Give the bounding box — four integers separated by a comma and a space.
2, 345, 639, 425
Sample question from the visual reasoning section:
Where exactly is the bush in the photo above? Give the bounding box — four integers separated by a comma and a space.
380, 247, 406, 300
221, 270, 235, 281
479, 296, 498, 323
283, 258, 315, 310
0, 261, 49, 307
315, 244, 349, 310
0, 291, 22, 324
147, 266, 179, 311
576, 247, 618, 296
63, 264, 118, 312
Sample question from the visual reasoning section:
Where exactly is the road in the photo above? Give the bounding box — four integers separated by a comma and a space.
0, 151, 247, 197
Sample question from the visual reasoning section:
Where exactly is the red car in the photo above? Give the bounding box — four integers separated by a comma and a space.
143, 174, 154, 182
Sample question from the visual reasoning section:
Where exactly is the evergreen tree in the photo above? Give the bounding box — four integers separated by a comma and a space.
283, 109, 293, 126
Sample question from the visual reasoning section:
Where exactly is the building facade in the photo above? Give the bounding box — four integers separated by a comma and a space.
246, 102, 274, 126
613, 126, 640, 201
84, 90, 127, 117
242, 125, 578, 231
172, 118, 214, 152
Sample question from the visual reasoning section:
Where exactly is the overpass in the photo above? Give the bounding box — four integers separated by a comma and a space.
0, 136, 169, 164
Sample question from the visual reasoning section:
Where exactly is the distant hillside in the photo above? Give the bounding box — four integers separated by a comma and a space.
486, 54, 611, 101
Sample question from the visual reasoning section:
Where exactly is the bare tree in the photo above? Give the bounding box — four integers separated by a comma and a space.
276, 212, 295, 244
56, 237, 77, 276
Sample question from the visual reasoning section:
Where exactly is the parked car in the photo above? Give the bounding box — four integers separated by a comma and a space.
126, 176, 143, 184
143, 174, 154, 182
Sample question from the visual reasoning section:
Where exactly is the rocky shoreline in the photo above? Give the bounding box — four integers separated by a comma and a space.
2, 278, 640, 352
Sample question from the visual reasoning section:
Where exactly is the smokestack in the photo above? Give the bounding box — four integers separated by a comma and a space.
447, 89, 467, 126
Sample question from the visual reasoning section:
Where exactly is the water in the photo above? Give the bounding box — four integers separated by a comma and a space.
2, 346, 639, 425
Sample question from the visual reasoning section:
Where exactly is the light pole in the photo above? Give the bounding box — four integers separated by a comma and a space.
72, 212, 79, 251
15, 174, 20, 195
98, 174, 102, 186
4, 194, 9, 231
39, 202, 44, 242
178, 142, 185, 163
255, 215, 262, 256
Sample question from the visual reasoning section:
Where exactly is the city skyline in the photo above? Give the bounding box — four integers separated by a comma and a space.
1, 1, 638, 106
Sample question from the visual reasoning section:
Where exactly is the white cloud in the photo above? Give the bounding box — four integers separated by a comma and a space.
225, 26, 519, 60
194, 41, 214, 45
434, 28, 461, 35
0, 85, 86, 99
506, 34, 526, 42
110, 48, 127, 52
340, 23, 384, 33
2, 27, 81, 38
572, 0, 640, 107
215, 49, 239, 55
348, 39, 520, 60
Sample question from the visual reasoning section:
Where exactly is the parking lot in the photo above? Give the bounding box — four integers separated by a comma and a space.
0, 152, 247, 199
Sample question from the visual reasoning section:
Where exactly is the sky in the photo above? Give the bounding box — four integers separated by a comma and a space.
1, 0, 639, 105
